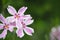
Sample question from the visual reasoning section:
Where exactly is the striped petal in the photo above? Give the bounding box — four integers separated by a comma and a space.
8, 26, 15, 32
24, 20, 34, 25
22, 14, 32, 20
7, 5, 17, 15
18, 7, 27, 16
0, 24, 4, 30
0, 14, 6, 23
16, 29, 24, 38
16, 20, 22, 28
0, 29, 7, 39
6, 16, 15, 23
24, 27, 34, 36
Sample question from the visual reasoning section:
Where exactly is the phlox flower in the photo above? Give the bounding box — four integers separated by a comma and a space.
50, 26, 60, 40
0, 14, 15, 39
7, 5, 32, 28
16, 17, 34, 38
7, 5, 34, 38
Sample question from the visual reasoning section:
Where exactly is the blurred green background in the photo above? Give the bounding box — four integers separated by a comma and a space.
0, 0, 60, 40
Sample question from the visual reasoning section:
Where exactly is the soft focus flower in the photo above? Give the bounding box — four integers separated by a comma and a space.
4, 5, 34, 38
7, 5, 32, 28
50, 26, 60, 40
7, 5, 34, 38
0, 14, 15, 39
16, 18, 34, 38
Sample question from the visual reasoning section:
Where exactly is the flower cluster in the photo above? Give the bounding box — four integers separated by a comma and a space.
50, 26, 60, 40
0, 5, 34, 39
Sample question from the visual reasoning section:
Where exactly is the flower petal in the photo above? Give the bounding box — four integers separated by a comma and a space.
7, 5, 17, 15
22, 14, 32, 20
16, 20, 22, 28
10, 22, 16, 26
24, 20, 34, 25
8, 22, 16, 32
0, 24, 4, 30
18, 7, 27, 16
24, 27, 34, 36
8, 26, 15, 32
0, 14, 6, 23
16, 29, 24, 38
0, 29, 7, 39
6, 16, 15, 23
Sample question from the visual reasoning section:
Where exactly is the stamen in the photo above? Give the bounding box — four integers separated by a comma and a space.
15, 14, 20, 19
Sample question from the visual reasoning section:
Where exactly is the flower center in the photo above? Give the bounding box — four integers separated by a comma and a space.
15, 14, 20, 19
4, 24, 9, 29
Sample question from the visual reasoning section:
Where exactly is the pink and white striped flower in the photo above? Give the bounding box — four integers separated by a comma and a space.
7, 5, 34, 38
7, 5, 32, 28
16, 18, 34, 38
0, 14, 15, 39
